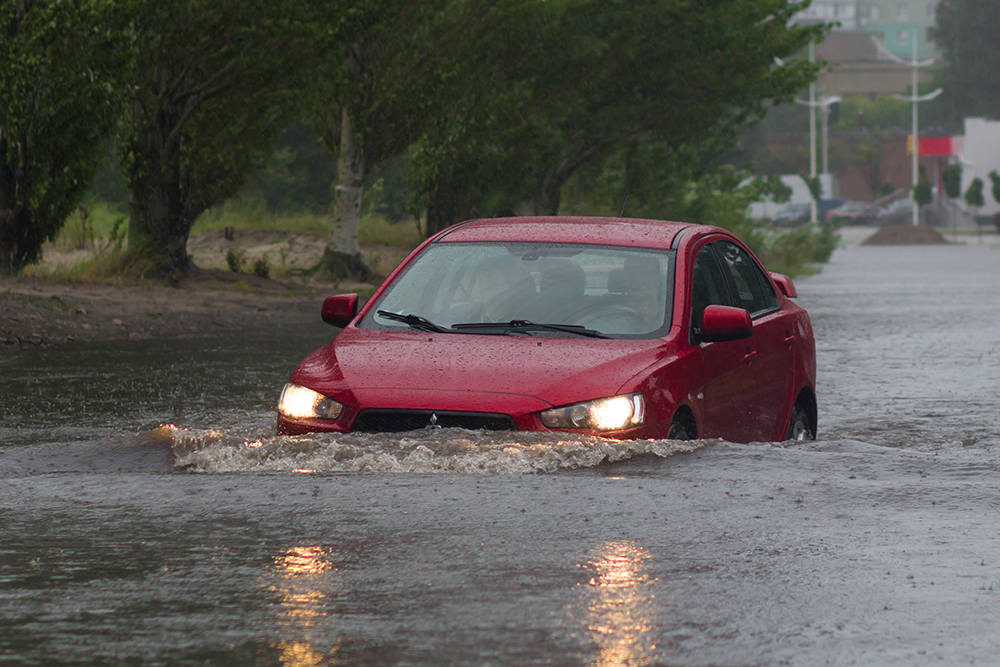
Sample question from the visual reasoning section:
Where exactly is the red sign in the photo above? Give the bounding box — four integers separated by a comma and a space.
907, 136, 955, 156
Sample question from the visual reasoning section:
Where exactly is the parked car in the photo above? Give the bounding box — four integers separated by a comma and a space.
877, 198, 914, 226
277, 217, 817, 443
771, 202, 812, 226
827, 200, 879, 225
816, 198, 847, 221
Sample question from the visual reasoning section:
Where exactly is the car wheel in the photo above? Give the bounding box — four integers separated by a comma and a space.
667, 415, 695, 440
785, 404, 813, 442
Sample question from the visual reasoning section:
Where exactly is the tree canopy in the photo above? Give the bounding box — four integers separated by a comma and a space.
0, 0, 127, 273
412, 0, 823, 233
114, 0, 319, 272
931, 0, 1000, 123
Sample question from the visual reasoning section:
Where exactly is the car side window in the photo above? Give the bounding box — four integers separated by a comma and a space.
690, 245, 734, 330
717, 241, 779, 316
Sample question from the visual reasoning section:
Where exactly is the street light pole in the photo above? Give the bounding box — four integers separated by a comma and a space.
872, 36, 942, 226
794, 79, 840, 224
808, 41, 817, 223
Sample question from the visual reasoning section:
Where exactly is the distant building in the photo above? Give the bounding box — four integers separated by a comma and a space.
793, 0, 859, 30
794, 1, 941, 59
858, 1, 940, 59
789, 0, 941, 95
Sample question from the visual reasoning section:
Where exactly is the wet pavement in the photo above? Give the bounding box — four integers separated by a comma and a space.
2, 231, 1000, 665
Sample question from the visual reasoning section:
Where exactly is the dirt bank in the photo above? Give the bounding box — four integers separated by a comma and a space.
0, 270, 374, 347
2, 229, 401, 347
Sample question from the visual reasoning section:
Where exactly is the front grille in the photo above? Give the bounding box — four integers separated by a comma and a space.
352, 409, 516, 433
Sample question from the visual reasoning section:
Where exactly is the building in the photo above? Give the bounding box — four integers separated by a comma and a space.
789, 0, 942, 95
794, 0, 859, 30
795, 1, 942, 59
857, 1, 941, 59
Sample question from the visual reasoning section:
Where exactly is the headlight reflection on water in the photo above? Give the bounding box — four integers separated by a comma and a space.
269, 546, 341, 667
577, 541, 658, 667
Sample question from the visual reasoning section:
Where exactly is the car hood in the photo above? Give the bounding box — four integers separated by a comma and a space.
291, 328, 671, 408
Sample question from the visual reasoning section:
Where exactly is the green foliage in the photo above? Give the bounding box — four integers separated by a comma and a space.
914, 165, 933, 207
989, 171, 1000, 205
942, 164, 963, 199
252, 255, 270, 279
226, 247, 246, 273
236, 123, 338, 214
0, 0, 129, 273
965, 177, 985, 208
802, 175, 822, 201
931, 1, 1000, 122
411, 0, 826, 233
115, 0, 320, 271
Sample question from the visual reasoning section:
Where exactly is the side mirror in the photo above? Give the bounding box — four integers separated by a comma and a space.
321, 293, 359, 328
769, 272, 797, 298
698, 305, 752, 343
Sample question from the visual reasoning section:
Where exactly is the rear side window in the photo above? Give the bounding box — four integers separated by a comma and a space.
690, 245, 735, 329
716, 242, 779, 316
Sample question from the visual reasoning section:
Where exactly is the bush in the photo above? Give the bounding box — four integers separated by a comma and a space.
252, 255, 270, 279
226, 247, 246, 272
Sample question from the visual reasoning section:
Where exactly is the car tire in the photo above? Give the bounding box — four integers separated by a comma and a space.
785, 404, 813, 442
667, 415, 695, 440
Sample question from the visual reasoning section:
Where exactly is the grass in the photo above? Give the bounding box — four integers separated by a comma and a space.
41, 199, 423, 284
191, 200, 425, 248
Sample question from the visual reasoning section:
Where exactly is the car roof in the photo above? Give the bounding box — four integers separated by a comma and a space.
434, 216, 694, 250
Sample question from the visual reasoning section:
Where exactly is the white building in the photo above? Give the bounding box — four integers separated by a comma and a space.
793, 0, 858, 30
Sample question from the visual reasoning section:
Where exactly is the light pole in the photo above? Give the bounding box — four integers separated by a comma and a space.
872, 35, 943, 226
794, 89, 841, 222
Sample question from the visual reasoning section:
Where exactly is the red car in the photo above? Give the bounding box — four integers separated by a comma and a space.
277, 217, 816, 443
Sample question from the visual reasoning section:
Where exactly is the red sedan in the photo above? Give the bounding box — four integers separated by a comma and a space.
277, 217, 816, 443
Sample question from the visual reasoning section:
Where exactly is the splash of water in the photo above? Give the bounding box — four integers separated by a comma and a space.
161, 425, 712, 474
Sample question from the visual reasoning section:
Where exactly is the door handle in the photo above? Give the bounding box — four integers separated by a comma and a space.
784, 335, 796, 347
743, 351, 758, 364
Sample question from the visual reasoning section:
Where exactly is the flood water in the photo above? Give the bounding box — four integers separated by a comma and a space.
2, 235, 1000, 666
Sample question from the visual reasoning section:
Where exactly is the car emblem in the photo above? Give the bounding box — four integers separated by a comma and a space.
426, 412, 442, 430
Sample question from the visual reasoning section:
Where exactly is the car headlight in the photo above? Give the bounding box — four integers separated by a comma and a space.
278, 383, 344, 420
540, 393, 645, 431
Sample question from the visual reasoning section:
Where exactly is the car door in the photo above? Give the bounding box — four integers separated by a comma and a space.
688, 243, 756, 442
714, 241, 796, 441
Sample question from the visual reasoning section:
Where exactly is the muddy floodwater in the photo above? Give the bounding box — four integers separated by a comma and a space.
2, 235, 1000, 666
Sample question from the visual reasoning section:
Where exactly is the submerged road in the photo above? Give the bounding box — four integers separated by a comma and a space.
2, 230, 1000, 666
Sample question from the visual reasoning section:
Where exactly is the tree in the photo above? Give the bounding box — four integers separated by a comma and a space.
989, 170, 1000, 205
412, 0, 824, 235
0, 0, 126, 274
914, 165, 933, 208
965, 177, 984, 207
930, 0, 1000, 124
306, 0, 529, 277
942, 164, 962, 200
114, 0, 318, 272
941, 163, 962, 234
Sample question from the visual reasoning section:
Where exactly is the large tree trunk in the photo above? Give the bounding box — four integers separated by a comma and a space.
0, 131, 39, 274
126, 95, 194, 273
329, 108, 364, 255
318, 108, 373, 280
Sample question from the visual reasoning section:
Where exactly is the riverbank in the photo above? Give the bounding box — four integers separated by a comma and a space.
0, 270, 371, 347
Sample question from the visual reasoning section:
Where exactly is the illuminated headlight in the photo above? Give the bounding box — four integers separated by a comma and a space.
278, 383, 343, 420
540, 394, 645, 431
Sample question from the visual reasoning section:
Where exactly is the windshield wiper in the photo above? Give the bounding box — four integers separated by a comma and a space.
377, 310, 451, 333
450, 320, 609, 339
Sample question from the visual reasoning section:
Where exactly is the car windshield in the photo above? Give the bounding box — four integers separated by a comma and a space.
364, 242, 675, 338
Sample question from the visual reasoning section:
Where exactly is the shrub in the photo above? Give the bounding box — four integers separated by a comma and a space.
226, 247, 246, 272
252, 255, 270, 279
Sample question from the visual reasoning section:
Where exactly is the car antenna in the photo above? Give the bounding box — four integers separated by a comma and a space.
619, 195, 629, 218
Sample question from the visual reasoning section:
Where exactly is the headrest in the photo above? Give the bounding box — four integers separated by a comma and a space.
540, 262, 585, 298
